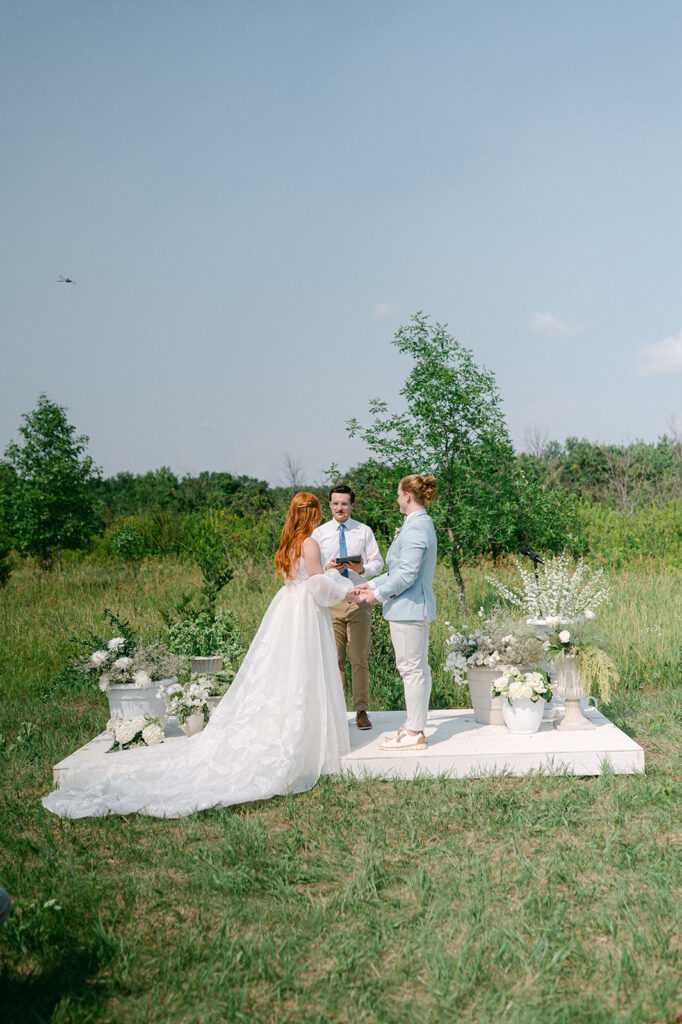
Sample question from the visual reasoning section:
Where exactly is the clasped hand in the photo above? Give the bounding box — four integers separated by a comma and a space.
345, 584, 379, 605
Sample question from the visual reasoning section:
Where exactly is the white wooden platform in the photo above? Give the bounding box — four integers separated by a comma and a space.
53, 708, 644, 787
341, 708, 644, 779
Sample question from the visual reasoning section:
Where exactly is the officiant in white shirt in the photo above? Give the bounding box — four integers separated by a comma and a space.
312, 485, 384, 730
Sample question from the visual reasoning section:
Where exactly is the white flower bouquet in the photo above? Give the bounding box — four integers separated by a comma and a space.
486, 553, 610, 622
492, 668, 554, 704
160, 677, 211, 725
87, 638, 187, 691
106, 714, 165, 752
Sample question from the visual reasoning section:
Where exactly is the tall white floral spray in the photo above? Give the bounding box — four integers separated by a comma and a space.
486, 553, 610, 622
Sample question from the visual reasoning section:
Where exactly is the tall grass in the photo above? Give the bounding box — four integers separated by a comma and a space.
1, 556, 680, 1023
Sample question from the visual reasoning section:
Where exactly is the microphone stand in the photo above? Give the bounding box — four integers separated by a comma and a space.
519, 545, 545, 620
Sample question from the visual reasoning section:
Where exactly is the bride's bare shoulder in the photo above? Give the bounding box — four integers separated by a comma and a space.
302, 536, 323, 575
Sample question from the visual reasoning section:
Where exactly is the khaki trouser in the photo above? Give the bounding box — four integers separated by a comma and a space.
329, 600, 373, 712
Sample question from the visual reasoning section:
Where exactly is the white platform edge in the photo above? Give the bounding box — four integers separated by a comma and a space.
53, 708, 644, 787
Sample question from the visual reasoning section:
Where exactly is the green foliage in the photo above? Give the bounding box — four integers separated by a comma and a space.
113, 524, 144, 565
578, 646, 620, 702
577, 498, 682, 567
520, 434, 682, 511
1, 394, 100, 570
189, 511, 234, 614
113, 524, 145, 613
0, 540, 13, 588
95, 466, 275, 518
166, 608, 245, 669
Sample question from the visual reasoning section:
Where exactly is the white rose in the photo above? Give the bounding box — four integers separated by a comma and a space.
558, 630, 571, 643
90, 650, 109, 668
113, 656, 132, 670
108, 637, 126, 651
132, 670, 152, 687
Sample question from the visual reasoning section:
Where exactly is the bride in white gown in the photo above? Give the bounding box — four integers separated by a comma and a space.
43, 493, 354, 819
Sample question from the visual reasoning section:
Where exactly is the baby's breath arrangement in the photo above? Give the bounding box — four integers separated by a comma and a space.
87, 638, 187, 691
486, 553, 610, 622
445, 616, 546, 685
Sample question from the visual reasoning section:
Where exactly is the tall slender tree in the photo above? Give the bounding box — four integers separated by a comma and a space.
2, 395, 100, 572
347, 313, 517, 606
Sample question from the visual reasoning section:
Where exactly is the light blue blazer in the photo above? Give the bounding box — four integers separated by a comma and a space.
371, 509, 437, 622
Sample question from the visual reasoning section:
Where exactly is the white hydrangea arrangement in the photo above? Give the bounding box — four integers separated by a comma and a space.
87, 638, 187, 691
445, 618, 547, 685
106, 714, 165, 752
486, 553, 610, 622
160, 677, 211, 725
491, 668, 554, 704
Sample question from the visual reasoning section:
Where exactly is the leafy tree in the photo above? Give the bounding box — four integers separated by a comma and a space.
0, 461, 15, 586
348, 313, 532, 606
1, 395, 100, 572
113, 524, 145, 614
190, 511, 234, 615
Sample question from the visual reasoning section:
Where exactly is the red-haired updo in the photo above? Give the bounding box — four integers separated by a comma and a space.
399, 474, 437, 506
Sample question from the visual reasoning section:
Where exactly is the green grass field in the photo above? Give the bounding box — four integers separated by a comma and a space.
1, 558, 681, 1023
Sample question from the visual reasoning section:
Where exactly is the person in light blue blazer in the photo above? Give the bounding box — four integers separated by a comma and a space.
350, 474, 438, 750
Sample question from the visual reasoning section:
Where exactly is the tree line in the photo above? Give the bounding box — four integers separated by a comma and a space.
2, 314, 681, 601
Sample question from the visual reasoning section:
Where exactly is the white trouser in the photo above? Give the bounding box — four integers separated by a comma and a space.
388, 618, 431, 732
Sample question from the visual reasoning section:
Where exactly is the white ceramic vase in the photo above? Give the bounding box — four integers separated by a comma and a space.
106, 678, 175, 725
501, 696, 545, 735
181, 712, 206, 736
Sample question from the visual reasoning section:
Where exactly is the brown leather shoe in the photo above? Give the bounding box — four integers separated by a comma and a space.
356, 710, 372, 730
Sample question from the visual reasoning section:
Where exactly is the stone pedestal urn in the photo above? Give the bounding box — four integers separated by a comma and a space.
106, 679, 174, 726
553, 655, 595, 731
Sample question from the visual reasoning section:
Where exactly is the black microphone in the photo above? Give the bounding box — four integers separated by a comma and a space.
519, 544, 545, 565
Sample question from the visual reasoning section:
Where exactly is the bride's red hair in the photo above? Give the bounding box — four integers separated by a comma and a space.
275, 492, 322, 580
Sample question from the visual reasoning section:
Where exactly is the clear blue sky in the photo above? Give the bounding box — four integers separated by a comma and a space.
2, 0, 681, 484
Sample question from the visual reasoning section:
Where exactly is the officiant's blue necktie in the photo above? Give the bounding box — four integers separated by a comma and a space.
338, 523, 349, 578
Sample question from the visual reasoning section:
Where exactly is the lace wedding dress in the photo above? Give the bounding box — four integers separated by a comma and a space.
43, 564, 352, 818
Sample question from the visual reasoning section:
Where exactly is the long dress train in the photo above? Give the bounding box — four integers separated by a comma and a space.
42, 565, 352, 818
